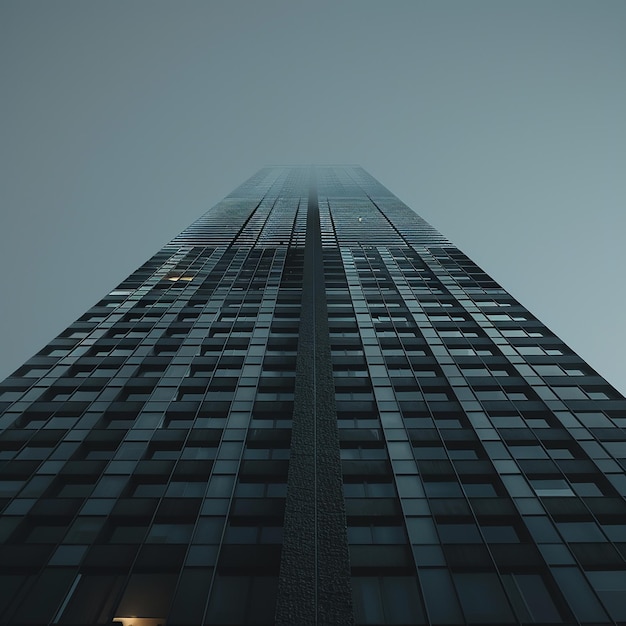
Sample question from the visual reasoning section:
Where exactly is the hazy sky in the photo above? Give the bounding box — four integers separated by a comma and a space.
1, 1, 625, 394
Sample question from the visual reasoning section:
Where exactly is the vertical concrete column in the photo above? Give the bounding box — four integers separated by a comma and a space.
276, 176, 353, 626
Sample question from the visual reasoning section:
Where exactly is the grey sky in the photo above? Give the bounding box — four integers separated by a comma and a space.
1, 1, 625, 393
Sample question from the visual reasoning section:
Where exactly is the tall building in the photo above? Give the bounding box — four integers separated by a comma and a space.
1, 166, 626, 626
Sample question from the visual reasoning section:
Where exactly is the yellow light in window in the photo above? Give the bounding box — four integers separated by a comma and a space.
114, 618, 166, 626
165, 274, 193, 282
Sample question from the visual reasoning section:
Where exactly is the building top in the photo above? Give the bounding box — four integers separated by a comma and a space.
170, 165, 451, 248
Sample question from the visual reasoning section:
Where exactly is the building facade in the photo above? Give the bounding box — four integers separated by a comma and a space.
1, 166, 626, 625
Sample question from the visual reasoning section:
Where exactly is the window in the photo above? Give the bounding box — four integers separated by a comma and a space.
343, 481, 395, 498
340, 447, 387, 461
347, 525, 406, 544
463, 482, 498, 497
481, 525, 519, 543
205, 576, 278, 624
235, 482, 287, 498
501, 573, 561, 622
224, 525, 283, 544
438, 523, 481, 543
554, 387, 587, 400
133, 483, 166, 497
557, 521, 605, 542
114, 573, 176, 626
146, 523, 194, 543
462, 367, 490, 376
475, 389, 507, 401
453, 572, 515, 623
531, 478, 574, 497
510, 445, 548, 460
535, 365, 564, 376
352, 576, 425, 625
586, 571, 626, 620
424, 481, 463, 497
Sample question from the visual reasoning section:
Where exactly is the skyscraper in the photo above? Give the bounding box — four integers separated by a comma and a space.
1, 166, 625, 626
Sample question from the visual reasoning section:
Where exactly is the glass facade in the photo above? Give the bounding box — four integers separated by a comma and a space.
1, 166, 626, 625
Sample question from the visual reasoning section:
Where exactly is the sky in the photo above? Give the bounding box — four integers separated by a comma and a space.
1, 1, 625, 394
